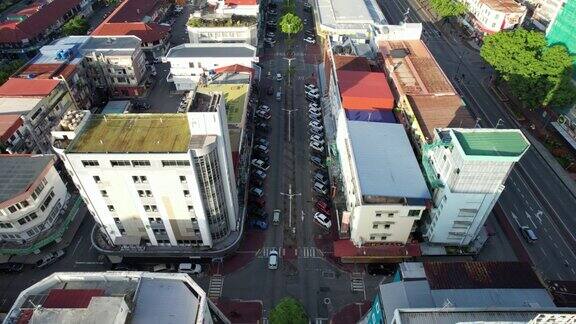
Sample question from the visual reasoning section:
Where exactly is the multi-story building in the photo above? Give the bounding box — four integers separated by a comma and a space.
459, 0, 526, 35
0, 115, 28, 154
0, 0, 94, 59
545, 0, 575, 74
336, 120, 430, 246
4, 271, 229, 324
52, 35, 148, 98
363, 261, 566, 324
53, 93, 238, 251
532, 0, 569, 30
0, 78, 79, 153
421, 128, 529, 246
0, 154, 69, 247
165, 43, 257, 91
378, 39, 476, 148
187, 15, 258, 45
91, 0, 171, 59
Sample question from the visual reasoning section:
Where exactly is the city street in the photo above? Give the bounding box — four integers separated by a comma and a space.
379, 0, 576, 280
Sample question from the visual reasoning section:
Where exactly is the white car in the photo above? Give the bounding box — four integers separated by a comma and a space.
304, 36, 316, 44
309, 109, 321, 117
310, 141, 324, 152
256, 110, 271, 120
310, 134, 324, 145
309, 114, 322, 123
276, 73, 283, 81
178, 263, 202, 274
254, 144, 269, 153
258, 105, 270, 113
251, 159, 269, 171
309, 102, 320, 110
313, 181, 328, 194
306, 91, 320, 100
305, 83, 317, 92
314, 212, 332, 229
309, 120, 323, 131
253, 169, 267, 180
306, 87, 320, 95
250, 187, 264, 197
256, 138, 270, 147
268, 250, 279, 269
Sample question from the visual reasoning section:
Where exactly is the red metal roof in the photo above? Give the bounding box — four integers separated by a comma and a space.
333, 55, 372, 72
0, 115, 23, 142
333, 239, 421, 258
214, 64, 254, 75
43, 289, 105, 308
92, 22, 169, 43
15, 63, 77, 80
105, 0, 164, 23
337, 70, 394, 110
423, 262, 543, 290
0, 0, 82, 43
225, 0, 258, 5
0, 78, 60, 97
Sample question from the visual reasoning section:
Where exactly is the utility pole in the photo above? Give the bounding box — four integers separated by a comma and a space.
283, 56, 295, 85
280, 184, 301, 230
282, 107, 298, 142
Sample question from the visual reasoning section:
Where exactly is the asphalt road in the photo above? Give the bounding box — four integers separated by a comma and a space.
219, 0, 383, 320
379, 0, 576, 280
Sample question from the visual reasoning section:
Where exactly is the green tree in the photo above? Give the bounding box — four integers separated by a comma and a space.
283, 0, 296, 14
62, 16, 90, 36
279, 13, 303, 39
481, 28, 576, 109
430, 0, 467, 19
0, 60, 25, 85
269, 297, 308, 324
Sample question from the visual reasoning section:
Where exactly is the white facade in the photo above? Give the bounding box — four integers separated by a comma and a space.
187, 25, 258, 45
336, 117, 430, 246
461, 0, 527, 34
532, 0, 567, 30
211, 0, 259, 16
0, 155, 69, 243
423, 128, 529, 246
55, 97, 238, 250
165, 43, 257, 91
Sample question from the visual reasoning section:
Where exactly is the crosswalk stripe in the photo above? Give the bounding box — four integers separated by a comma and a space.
208, 274, 224, 299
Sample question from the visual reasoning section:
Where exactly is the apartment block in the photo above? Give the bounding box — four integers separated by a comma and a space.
422, 128, 529, 246
0, 0, 93, 59
459, 0, 526, 35
4, 272, 229, 324
336, 119, 430, 246
0, 155, 69, 247
0, 78, 79, 153
54, 94, 238, 250
165, 43, 257, 91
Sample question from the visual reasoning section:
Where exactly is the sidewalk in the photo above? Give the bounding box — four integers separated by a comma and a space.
330, 301, 371, 324
213, 299, 263, 324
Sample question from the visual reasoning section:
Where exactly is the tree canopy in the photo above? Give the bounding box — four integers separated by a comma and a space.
430, 0, 467, 18
0, 60, 25, 85
269, 297, 308, 324
481, 28, 576, 109
62, 16, 90, 36
279, 13, 303, 38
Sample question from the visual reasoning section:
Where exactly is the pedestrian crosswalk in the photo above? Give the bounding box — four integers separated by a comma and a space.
350, 272, 365, 294
298, 247, 323, 258
315, 318, 329, 324
208, 274, 224, 299
257, 247, 278, 258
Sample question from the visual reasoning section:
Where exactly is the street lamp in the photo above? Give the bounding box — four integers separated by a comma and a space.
282, 107, 298, 142
283, 56, 296, 85
280, 184, 301, 230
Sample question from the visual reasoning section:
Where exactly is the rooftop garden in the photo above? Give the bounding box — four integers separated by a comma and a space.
187, 14, 258, 28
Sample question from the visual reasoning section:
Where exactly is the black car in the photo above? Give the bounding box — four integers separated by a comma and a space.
253, 153, 270, 164
310, 155, 323, 167
367, 263, 398, 276
249, 207, 269, 220
0, 262, 23, 273
256, 122, 269, 132
250, 177, 264, 187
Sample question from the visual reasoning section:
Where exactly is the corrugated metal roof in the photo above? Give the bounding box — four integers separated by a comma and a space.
395, 309, 565, 324
423, 262, 543, 290
430, 288, 555, 308
43, 289, 105, 308
0, 155, 54, 203
0, 78, 60, 97
337, 70, 394, 110
347, 121, 430, 199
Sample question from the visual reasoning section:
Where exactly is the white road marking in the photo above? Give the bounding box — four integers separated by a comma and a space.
540, 246, 548, 257
525, 212, 538, 229
75, 261, 104, 265
71, 235, 83, 256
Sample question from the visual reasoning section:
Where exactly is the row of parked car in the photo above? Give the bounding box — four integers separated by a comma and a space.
304, 83, 333, 231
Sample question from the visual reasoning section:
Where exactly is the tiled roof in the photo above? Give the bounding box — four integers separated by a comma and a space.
92, 22, 169, 43
15, 63, 77, 80
337, 70, 394, 110
333, 55, 371, 72
0, 0, 82, 43
423, 262, 544, 290
0, 114, 23, 142
0, 78, 60, 97
407, 94, 475, 140
106, 0, 164, 23
214, 64, 254, 75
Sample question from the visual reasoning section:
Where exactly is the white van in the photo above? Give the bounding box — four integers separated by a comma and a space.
178, 263, 202, 274
268, 250, 279, 270
35, 250, 65, 268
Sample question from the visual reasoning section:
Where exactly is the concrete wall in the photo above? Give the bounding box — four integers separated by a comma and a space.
187, 25, 258, 46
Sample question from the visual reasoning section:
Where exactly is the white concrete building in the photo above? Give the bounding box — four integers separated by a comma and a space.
165, 43, 257, 91
187, 15, 258, 45
0, 155, 69, 244
4, 271, 229, 324
53, 93, 238, 250
532, 0, 568, 30
422, 128, 529, 246
460, 0, 527, 35
336, 119, 431, 246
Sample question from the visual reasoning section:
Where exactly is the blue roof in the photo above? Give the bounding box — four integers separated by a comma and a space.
347, 121, 430, 200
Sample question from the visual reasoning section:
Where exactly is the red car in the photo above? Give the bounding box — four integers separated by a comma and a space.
315, 200, 331, 215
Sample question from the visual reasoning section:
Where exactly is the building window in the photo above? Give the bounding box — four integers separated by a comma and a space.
388, 213, 394, 217
183, 190, 190, 197
189, 62, 194, 68
20, 200, 29, 208
40, 191, 55, 212
187, 205, 194, 212
111, 160, 131, 167
384, 224, 391, 229
132, 160, 151, 167
8, 206, 17, 213
370, 236, 375, 240
375, 212, 382, 217
82, 160, 99, 167
0, 222, 13, 228
107, 205, 115, 212
132, 176, 148, 183
100, 190, 108, 197
372, 224, 378, 229
119, 228, 126, 234
114, 217, 121, 223
179, 176, 187, 183
162, 160, 191, 167
144, 205, 158, 212
93, 176, 101, 183
408, 210, 420, 217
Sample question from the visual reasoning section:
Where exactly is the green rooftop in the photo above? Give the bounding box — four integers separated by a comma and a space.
454, 130, 529, 157
187, 15, 258, 28
197, 83, 248, 124
67, 114, 191, 153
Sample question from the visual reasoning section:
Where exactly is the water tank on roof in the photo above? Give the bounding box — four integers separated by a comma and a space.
26, 73, 36, 79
